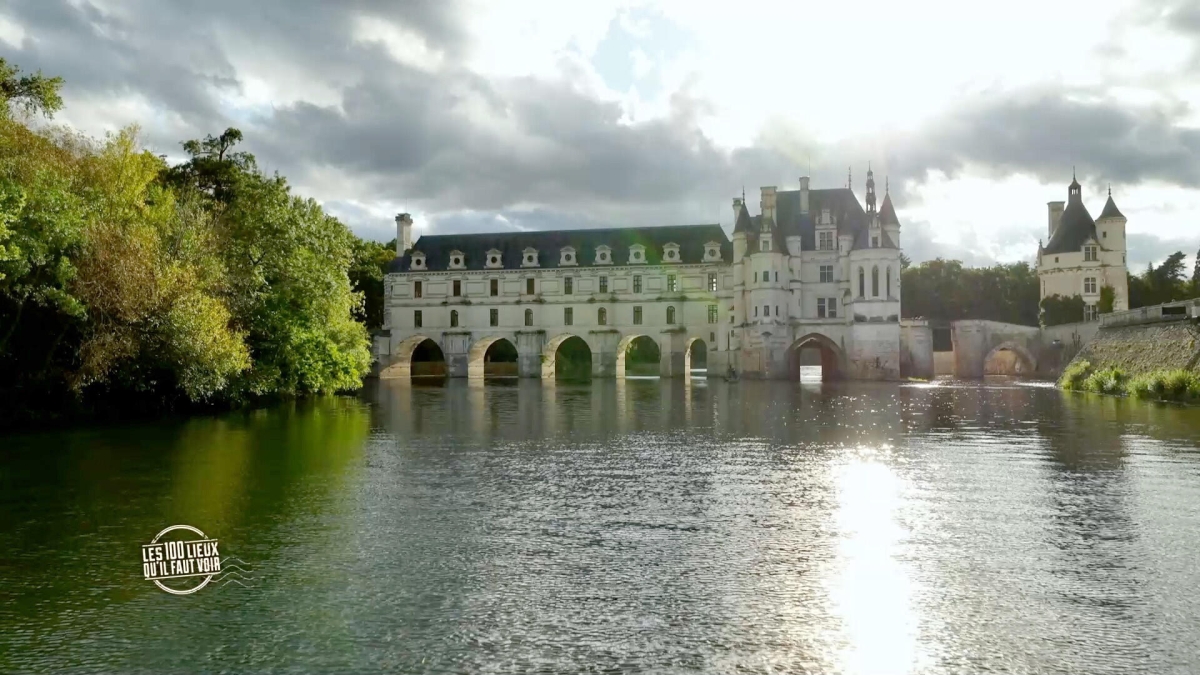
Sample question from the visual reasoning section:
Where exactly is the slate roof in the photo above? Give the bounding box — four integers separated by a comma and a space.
1098, 194, 1125, 220
879, 193, 900, 225
388, 224, 731, 273
772, 187, 892, 250
1044, 194, 1097, 255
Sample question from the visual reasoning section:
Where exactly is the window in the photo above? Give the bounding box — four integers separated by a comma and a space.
828, 298, 838, 318
667, 275, 677, 292
599, 276, 608, 293
760, 238, 772, 252
598, 307, 607, 325
818, 231, 834, 251
819, 265, 834, 283
858, 268, 865, 297
564, 307, 573, 325
729, 315, 734, 324
453, 280, 461, 297
490, 279, 499, 296
775, 305, 779, 316
524, 308, 533, 326
708, 305, 718, 323
1084, 277, 1097, 294
526, 278, 535, 295
763, 305, 770, 317
450, 310, 458, 327
708, 273, 717, 292
872, 266, 880, 297
753, 271, 757, 283
490, 308, 498, 326
414, 281, 423, 298
1102, 231, 1107, 239
886, 268, 892, 297
754, 307, 758, 317
1084, 245, 1098, 262
871, 235, 879, 248
818, 298, 838, 318
414, 310, 422, 327
564, 277, 573, 295
633, 306, 643, 325
1084, 304, 1099, 322
633, 275, 642, 293
666, 306, 676, 324
774, 271, 778, 282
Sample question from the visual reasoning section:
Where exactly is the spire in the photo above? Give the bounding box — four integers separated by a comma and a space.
865, 163, 877, 214
847, 166, 852, 190
1099, 185, 1125, 220
1068, 169, 1081, 199
885, 176, 889, 194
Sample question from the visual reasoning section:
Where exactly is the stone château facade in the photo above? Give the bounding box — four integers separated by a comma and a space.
1037, 175, 1130, 320
376, 169, 918, 380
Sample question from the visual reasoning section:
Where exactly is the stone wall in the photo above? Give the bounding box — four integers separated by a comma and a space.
1069, 320, 1200, 376
899, 320, 933, 379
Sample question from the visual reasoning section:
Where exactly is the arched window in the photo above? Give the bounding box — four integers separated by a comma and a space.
598, 307, 607, 325
450, 309, 459, 327
666, 306, 676, 324
858, 267, 865, 297
872, 266, 880, 297
524, 308, 533, 326
886, 266, 892, 298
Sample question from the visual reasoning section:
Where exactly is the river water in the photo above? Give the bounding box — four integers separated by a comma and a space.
2, 379, 1200, 674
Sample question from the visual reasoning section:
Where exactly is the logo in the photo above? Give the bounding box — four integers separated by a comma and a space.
142, 525, 252, 595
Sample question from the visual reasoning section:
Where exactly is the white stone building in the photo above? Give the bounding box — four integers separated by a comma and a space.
1037, 175, 1129, 320
376, 170, 917, 380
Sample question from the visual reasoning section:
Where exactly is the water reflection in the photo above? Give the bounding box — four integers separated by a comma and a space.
3, 382, 1200, 673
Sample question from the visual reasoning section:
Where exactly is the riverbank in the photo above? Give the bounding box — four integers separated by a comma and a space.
1059, 359, 1200, 404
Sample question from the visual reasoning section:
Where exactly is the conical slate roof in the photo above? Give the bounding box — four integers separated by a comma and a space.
1098, 193, 1124, 220
1044, 191, 1097, 255
879, 193, 900, 225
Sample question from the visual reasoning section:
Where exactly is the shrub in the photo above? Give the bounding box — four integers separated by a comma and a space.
1058, 360, 1093, 391
1083, 367, 1126, 395
1127, 370, 1200, 403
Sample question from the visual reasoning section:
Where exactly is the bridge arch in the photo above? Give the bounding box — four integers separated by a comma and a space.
380, 334, 446, 380
685, 337, 708, 375
542, 333, 593, 380
616, 333, 660, 378
787, 332, 843, 382
984, 341, 1036, 376
468, 335, 519, 379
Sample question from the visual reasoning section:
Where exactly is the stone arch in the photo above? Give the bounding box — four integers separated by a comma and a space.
983, 341, 1036, 376
542, 333, 593, 380
787, 332, 843, 382
381, 335, 446, 380
468, 335, 519, 379
685, 337, 708, 375
616, 333, 660, 378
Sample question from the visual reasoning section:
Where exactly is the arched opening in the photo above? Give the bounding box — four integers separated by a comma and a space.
787, 333, 842, 382
858, 267, 865, 297
468, 336, 519, 379
524, 308, 533, 326
410, 338, 447, 379
885, 266, 892, 298
617, 334, 661, 378
984, 342, 1036, 377
542, 334, 592, 380
872, 265, 880, 297
685, 338, 708, 376
598, 307, 607, 326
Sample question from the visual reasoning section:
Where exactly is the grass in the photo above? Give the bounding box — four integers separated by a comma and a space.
1059, 359, 1200, 403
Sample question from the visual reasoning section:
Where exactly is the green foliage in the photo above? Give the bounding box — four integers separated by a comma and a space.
1129, 251, 1196, 308
1083, 366, 1126, 395
0, 58, 64, 118
1058, 360, 1093, 391
0, 60, 374, 427
901, 259, 1039, 324
1039, 294, 1085, 326
1098, 285, 1115, 314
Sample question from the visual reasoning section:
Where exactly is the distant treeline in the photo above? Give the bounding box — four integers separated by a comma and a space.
901, 250, 1200, 327
0, 60, 393, 428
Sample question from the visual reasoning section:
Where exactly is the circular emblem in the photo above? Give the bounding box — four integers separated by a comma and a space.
142, 524, 221, 595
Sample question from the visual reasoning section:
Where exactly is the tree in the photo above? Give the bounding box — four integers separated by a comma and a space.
160, 127, 257, 204
1040, 294, 1085, 326
1098, 284, 1115, 314
348, 237, 395, 330
901, 258, 1039, 325
0, 58, 64, 118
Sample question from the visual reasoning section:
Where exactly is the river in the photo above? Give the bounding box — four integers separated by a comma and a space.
2, 379, 1200, 674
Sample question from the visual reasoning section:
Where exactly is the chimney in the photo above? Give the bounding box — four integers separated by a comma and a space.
732, 196, 743, 221
799, 176, 810, 214
760, 186, 777, 224
1047, 201, 1064, 238
395, 213, 413, 255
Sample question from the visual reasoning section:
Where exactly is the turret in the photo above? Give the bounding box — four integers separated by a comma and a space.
732, 196, 750, 262
1096, 184, 1127, 258
395, 213, 413, 255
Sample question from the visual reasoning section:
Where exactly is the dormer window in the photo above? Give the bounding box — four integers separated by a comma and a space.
1084, 245, 1098, 262
521, 247, 539, 267
663, 242, 680, 263
560, 246, 577, 266
821, 208, 831, 226
595, 245, 612, 264
448, 250, 465, 269
410, 251, 426, 270
703, 241, 722, 262
485, 248, 502, 269
760, 238, 771, 252
871, 235, 879, 248
629, 244, 646, 264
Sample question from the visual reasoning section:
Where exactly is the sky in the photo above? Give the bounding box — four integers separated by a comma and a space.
2, 0, 1199, 268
